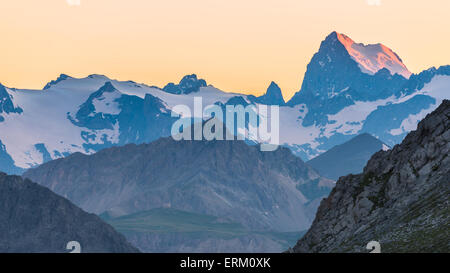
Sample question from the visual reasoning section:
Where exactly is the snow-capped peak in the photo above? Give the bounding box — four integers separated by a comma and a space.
336, 32, 412, 79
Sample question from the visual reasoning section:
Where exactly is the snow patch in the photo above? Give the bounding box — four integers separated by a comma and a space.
325, 96, 395, 137
279, 104, 321, 149
389, 106, 435, 136
92, 90, 121, 115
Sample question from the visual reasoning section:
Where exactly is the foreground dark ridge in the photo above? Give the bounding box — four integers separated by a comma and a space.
0, 173, 139, 253
292, 100, 450, 253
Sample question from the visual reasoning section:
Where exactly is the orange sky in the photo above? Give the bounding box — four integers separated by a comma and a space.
0, 0, 449, 100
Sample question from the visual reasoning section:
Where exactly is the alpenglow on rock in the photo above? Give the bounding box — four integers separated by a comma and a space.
335, 32, 411, 79
291, 100, 450, 253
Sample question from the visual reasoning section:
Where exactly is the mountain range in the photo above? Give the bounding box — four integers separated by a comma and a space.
292, 100, 449, 253
1, 32, 449, 174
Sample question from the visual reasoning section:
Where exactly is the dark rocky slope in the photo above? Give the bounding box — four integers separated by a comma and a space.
0, 173, 139, 253
292, 100, 450, 253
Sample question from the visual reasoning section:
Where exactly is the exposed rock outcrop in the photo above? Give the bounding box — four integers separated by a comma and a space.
292, 100, 450, 253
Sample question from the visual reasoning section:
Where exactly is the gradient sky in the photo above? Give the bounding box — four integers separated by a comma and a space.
1, 0, 449, 100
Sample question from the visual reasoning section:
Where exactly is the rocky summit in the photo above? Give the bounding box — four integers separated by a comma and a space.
292, 100, 450, 253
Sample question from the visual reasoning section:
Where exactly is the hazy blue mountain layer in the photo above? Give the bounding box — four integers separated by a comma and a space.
307, 133, 389, 180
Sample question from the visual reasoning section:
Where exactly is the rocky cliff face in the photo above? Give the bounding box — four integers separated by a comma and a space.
0, 173, 139, 253
292, 100, 450, 253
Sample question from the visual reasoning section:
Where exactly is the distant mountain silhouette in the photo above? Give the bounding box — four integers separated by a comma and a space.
307, 133, 389, 180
